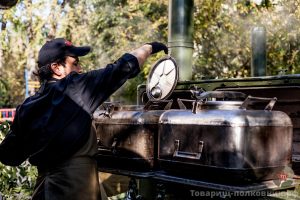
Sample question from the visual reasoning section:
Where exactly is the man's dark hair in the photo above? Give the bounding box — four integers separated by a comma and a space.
34, 57, 66, 83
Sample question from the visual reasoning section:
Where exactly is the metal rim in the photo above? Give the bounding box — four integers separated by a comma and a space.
0, 0, 18, 9
146, 56, 179, 101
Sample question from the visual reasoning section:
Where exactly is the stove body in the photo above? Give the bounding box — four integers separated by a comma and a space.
94, 0, 299, 195
158, 100, 292, 184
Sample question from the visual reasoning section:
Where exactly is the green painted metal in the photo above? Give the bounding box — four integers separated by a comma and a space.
137, 74, 300, 104
168, 0, 194, 81
251, 26, 267, 77
175, 74, 300, 91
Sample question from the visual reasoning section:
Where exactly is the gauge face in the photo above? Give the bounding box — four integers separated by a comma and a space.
147, 57, 178, 100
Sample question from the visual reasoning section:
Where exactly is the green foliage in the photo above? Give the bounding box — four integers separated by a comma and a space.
0, 121, 37, 199
2, 0, 300, 105
194, 0, 300, 79
88, 0, 168, 103
0, 79, 11, 107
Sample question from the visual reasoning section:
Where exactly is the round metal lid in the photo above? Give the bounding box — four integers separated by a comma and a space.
147, 56, 178, 101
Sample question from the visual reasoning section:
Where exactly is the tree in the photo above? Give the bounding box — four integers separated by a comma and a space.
194, 0, 300, 78
88, 0, 168, 103
0, 122, 37, 200
2, 0, 300, 104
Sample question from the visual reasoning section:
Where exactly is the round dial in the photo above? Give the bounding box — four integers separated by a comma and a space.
147, 57, 178, 101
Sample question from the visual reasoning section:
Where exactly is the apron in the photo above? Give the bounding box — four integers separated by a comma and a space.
31, 157, 101, 200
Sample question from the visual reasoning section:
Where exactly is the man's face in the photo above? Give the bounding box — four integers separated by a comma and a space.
61, 56, 82, 76
52, 56, 82, 79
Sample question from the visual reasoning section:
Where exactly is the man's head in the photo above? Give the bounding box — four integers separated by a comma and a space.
36, 38, 91, 82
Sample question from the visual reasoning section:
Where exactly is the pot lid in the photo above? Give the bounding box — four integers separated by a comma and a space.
147, 56, 178, 101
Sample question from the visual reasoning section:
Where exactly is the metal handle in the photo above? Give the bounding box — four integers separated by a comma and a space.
176, 98, 202, 114
176, 98, 195, 110
240, 96, 277, 111
98, 103, 116, 118
193, 91, 247, 100
173, 140, 204, 160
143, 99, 173, 110
176, 98, 200, 113
111, 138, 118, 154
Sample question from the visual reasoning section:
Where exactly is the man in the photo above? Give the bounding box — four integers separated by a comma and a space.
0, 38, 168, 200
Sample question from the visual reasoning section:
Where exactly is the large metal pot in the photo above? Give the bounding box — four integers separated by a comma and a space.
94, 101, 172, 174
158, 92, 293, 183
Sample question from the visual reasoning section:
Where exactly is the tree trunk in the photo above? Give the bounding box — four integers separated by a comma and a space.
0, 15, 6, 70
24, 0, 37, 95
47, 0, 58, 40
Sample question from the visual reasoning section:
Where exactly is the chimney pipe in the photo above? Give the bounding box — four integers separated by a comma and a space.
251, 26, 267, 77
168, 0, 194, 81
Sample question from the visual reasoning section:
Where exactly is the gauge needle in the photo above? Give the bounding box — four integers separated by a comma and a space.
165, 67, 174, 75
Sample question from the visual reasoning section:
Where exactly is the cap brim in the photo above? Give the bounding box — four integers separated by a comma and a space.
67, 46, 91, 57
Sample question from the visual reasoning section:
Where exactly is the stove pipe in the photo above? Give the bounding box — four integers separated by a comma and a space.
168, 0, 194, 81
251, 26, 267, 76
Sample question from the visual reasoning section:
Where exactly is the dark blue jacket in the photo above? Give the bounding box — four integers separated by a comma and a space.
0, 53, 140, 166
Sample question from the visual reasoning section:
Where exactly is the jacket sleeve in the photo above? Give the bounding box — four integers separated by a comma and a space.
0, 109, 28, 166
65, 53, 140, 114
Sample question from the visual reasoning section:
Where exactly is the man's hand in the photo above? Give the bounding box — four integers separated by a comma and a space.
130, 42, 168, 68
147, 42, 168, 55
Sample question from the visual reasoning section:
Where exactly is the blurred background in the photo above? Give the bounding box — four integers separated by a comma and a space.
2, 0, 300, 107
2, 0, 300, 199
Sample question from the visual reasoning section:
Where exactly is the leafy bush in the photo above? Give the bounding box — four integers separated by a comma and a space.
0, 121, 37, 200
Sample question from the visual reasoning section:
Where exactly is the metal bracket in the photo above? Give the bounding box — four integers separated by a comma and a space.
143, 100, 173, 110
125, 178, 143, 200
173, 140, 204, 160
98, 104, 115, 118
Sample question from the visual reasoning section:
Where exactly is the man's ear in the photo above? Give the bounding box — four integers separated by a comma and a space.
50, 63, 62, 76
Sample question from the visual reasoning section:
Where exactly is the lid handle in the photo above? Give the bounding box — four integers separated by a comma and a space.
192, 91, 247, 100
240, 96, 277, 111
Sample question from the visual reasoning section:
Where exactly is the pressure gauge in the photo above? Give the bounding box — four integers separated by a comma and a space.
146, 56, 178, 101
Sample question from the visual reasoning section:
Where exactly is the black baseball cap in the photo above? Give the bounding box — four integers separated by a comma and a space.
38, 38, 91, 67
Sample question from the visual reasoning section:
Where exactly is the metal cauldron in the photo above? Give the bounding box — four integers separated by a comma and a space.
94, 101, 172, 174
158, 91, 293, 183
